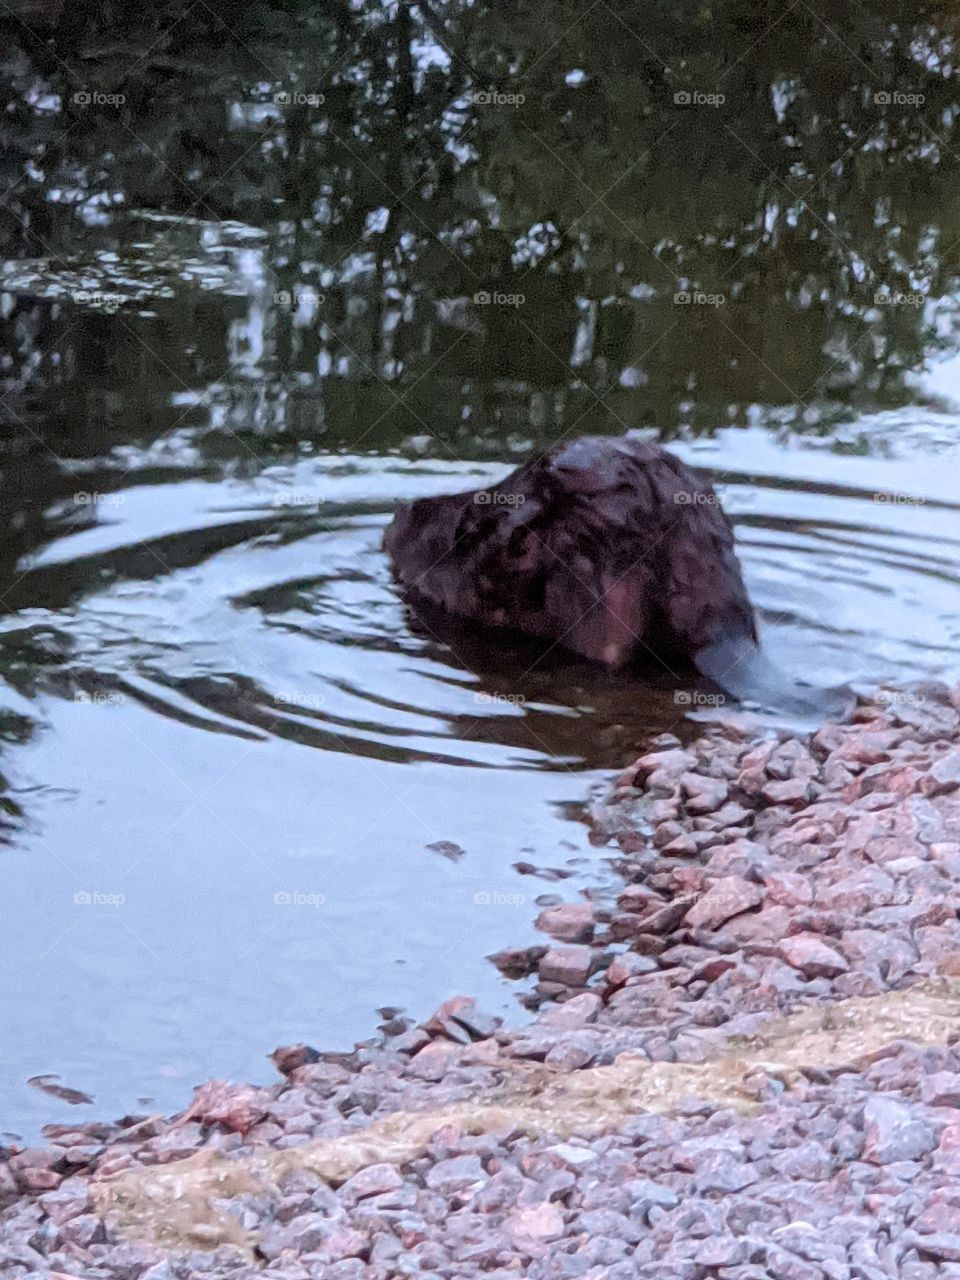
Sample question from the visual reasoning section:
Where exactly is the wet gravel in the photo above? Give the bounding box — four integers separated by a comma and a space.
4, 682, 960, 1278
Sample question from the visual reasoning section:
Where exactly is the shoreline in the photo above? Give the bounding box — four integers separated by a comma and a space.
4, 681, 960, 1277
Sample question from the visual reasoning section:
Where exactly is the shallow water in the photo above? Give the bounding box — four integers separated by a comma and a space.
3, 0, 960, 1139
1, 414, 959, 1139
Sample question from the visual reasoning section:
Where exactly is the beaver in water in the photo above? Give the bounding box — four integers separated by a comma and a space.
384, 436, 847, 717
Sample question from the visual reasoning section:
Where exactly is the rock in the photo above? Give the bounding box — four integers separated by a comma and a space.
547, 1143, 597, 1170
38, 1181, 92, 1224
922, 1072, 960, 1108
270, 1044, 321, 1076
695, 1236, 750, 1267
505, 1202, 565, 1249
685, 876, 763, 930
779, 933, 849, 978
762, 777, 815, 807
539, 945, 596, 986
902, 1232, 960, 1261
538, 992, 602, 1026
928, 750, 960, 796
488, 945, 546, 977
406, 1039, 457, 1080
535, 902, 595, 943
633, 748, 693, 780
337, 1162, 404, 1204
766, 741, 819, 781
425, 1154, 488, 1196
763, 872, 814, 907
605, 952, 659, 986
862, 1096, 937, 1164
680, 773, 730, 815
181, 1080, 269, 1134
58, 1213, 105, 1246
692, 1151, 758, 1193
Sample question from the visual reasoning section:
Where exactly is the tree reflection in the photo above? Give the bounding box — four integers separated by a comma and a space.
2, 0, 960, 450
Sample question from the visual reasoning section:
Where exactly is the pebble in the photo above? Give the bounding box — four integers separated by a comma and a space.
5, 688, 960, 1279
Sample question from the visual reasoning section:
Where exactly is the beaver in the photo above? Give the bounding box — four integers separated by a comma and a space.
384, 436, 846, 716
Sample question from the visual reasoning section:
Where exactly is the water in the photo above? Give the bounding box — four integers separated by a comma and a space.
2, 0, 960, 1139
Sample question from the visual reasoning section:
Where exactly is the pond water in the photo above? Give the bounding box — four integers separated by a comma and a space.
2, 0, 960, 1139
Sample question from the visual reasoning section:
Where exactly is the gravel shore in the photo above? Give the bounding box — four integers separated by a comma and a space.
4, 682, 960, 1279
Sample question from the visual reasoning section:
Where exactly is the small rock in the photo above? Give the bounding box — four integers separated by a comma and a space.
762, 777, 815, 807
922, 1072, 960, 1108
338, 1162, 404, 1204
547, 1143, 597, 1170
505, 1202, 565, 1249
425, 1154, 488, 1196
928, 750, 960, 796
606, 952, 659, 986
862, 1096, 936, 1164
685, 875, 763, 930
779, 933, 849, 978
539, 945, 596, 986
535, 902, 595, 943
